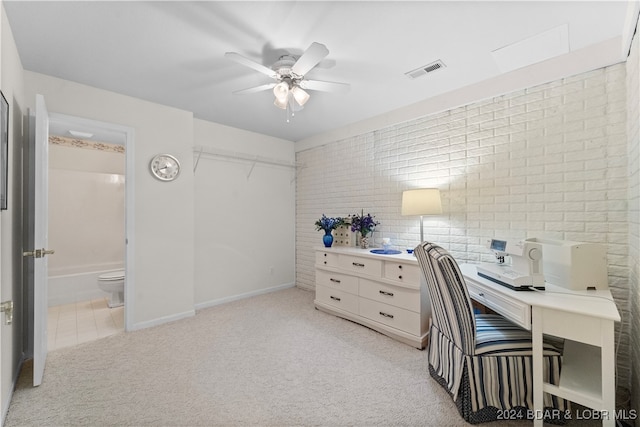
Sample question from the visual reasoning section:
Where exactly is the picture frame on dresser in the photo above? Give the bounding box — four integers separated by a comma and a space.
0, 90, 8, 211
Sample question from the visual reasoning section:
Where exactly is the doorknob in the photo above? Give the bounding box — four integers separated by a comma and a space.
23, 248, 55, 258
0, 301, 13, 325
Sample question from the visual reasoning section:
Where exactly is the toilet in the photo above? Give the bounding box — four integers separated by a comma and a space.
97, 269, 125, 308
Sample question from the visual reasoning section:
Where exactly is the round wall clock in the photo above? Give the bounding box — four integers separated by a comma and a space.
150, 154, 181, 181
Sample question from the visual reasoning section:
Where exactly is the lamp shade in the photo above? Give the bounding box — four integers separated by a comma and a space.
401, 188, 442, 216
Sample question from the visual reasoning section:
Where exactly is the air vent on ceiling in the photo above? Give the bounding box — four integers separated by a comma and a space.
405, 60, 446, 79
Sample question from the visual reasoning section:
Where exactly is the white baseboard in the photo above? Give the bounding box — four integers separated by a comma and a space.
113, 282, 296, 331
194, 282, 295, 311
129, 309, 196, 331
296, 283, 314, 292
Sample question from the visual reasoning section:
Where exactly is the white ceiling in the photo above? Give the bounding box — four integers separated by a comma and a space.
3, 1, 636, 143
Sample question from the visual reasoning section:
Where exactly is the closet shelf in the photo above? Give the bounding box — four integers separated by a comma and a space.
192, 146, 303, 179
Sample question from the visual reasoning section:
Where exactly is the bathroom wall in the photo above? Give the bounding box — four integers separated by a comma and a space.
47, 139, 125, 305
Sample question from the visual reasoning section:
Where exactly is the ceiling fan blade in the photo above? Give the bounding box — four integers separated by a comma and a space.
291, 42, 329, 76
300, 79, 350, 93
233, 83, 277, 95
225, 52, 277, 78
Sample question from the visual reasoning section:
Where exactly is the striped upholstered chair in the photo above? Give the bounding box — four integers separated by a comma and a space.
414, 242, 568, 424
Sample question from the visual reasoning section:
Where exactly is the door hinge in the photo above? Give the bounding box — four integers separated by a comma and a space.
0, 301, 13, 325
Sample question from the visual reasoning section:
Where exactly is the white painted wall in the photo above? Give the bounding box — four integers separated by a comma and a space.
21, 73, 298, 326
0, 3, 26, 422
23, 71, 196, 329
193, 119, 295, 308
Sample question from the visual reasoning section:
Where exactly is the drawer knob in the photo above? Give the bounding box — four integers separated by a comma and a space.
479, 292, 485, 297
330, 278, 341, 284
353, 262, 365, 267
330, 295, 341, 302
379, 311, 394, 319
398, 275, 403, 280
379, 290, 394, 297
324, 261, 327, 264
398, 265, 403, 269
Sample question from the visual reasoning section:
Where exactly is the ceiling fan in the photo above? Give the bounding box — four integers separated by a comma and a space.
225, 42, 349, 117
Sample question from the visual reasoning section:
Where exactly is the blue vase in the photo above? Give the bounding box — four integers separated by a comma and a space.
323, 231, 334, 247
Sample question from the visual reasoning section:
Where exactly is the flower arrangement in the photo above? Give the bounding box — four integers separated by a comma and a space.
315, 214, 344, 233
350, 210, 380, 237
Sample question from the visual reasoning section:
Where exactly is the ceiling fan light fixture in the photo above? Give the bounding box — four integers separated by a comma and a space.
273, 81, 289, 102
226, 41, 349, 120
69, 130, 94, 139
291, 86, 310, 106
273, 95, 288, 110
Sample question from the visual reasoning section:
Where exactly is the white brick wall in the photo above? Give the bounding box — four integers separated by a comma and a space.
297, 63, 631, 404
626, 19, 640, 417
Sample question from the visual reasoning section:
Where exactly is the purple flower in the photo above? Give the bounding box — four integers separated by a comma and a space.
350, 210, 380, 237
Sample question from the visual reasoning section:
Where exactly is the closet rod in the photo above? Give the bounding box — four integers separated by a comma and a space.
193, 145, 300, 173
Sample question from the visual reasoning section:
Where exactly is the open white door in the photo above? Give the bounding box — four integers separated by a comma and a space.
24, 94, 51, 386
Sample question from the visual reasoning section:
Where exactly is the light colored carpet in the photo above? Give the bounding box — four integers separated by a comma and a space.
5, 287, 556, 426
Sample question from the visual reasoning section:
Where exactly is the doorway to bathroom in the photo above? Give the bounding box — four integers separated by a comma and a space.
45, 113, 134, 351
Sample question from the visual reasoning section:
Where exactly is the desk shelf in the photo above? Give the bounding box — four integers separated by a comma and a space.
544, 340, 603, 409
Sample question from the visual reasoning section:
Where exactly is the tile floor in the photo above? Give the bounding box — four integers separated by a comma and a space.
47, 298, 124, 351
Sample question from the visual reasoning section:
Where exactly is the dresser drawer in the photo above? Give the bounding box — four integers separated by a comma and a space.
466, 282, 531, 330
359, 298, 420, 335
384, 262, 420, 285
316, 269, 358, 294
359, 278, 420, 312
338, 255, 382, 277
316, 251, 339, 268
316, 285, 359, 314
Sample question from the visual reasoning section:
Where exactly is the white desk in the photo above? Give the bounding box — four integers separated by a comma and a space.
460, 263, 621, 427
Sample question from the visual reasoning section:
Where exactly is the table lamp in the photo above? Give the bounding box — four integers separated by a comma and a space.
401, 188, 442, 243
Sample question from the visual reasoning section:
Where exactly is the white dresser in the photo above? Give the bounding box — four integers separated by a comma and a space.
314, 246, 430, 349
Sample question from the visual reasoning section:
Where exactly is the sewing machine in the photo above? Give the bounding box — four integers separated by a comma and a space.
476, 239, 546, 290
526, 238, 608, 290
